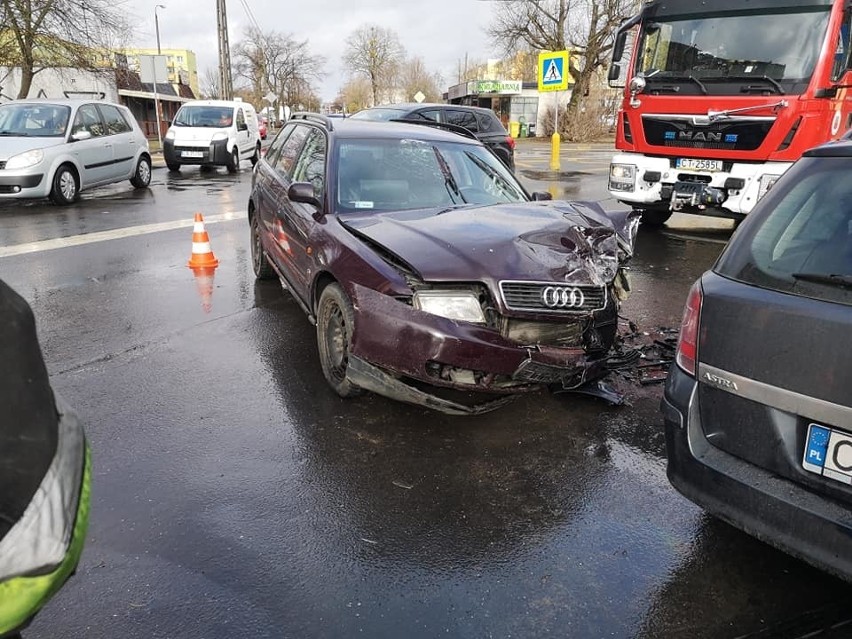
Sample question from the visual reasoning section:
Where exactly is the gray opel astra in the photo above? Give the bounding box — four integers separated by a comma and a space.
664, 139, 852, 582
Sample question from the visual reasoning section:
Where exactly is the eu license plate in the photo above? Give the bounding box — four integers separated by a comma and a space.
803, 423, 852, 485
181, 150, 204, 158
676, 158, 723, 172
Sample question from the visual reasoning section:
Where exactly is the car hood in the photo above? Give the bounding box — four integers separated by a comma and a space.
170, 126, 229, 142
0, 137, 65, 160
340, 201, 640, 287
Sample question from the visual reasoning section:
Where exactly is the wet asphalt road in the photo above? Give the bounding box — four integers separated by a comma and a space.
2, 143, 851, 639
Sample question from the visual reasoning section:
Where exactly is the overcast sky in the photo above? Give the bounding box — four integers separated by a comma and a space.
126, 0, 500, 102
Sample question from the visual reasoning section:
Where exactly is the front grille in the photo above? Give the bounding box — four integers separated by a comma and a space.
643, 116, 774, 151
501, 318, 584, 347
500, 280, 606, 314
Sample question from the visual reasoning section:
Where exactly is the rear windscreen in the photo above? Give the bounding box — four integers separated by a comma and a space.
715, 156, 852, 306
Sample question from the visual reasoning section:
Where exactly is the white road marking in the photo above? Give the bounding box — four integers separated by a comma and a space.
0, 210, 243, 258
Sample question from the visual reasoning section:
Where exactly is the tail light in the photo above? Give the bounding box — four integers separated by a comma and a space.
676, 280, 703, 376
506, 135, 516, 150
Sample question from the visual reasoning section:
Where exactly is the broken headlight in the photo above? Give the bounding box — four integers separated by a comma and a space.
413, 291, 486, 324
609, 163, 636, 192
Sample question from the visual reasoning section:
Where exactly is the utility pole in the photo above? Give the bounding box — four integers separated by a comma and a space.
216, 0, 233, 100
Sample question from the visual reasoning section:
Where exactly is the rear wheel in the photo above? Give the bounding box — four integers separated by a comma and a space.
316, 283, 362, 398
639, 208, 673, 227
250, 214, 275, 280
130, 155, 152, 188
227, 148, 240, 173
49, 164, 78, 205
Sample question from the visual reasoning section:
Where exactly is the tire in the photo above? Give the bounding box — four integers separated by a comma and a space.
49, 164, 78, 205
639, 208, 673, 227
130, 155, 152, 188
227, 147, 240, 173
250, 214, 275, 280
167, 161, 181, 172
250, 143, 260, 166
316, 283, 362, 398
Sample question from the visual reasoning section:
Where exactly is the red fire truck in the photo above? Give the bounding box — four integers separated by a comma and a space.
608, 0, 852, 225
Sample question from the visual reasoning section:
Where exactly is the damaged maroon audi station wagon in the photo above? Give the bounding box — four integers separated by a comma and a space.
248, 114, 639, 413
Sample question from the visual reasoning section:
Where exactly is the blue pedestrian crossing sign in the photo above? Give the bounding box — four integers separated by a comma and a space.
538, 50, 571, 92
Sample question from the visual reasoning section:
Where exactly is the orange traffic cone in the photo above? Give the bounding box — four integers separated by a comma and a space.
187, 213, 219, 268
191, 266, 216, 313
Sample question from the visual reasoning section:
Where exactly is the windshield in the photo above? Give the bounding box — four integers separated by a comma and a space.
349, 108, 408, 122
636, 7, 830, 94
0, 103, 71, 138
715, 157, 852, 307
335, 138, 527, 213
173, 105, 234, 127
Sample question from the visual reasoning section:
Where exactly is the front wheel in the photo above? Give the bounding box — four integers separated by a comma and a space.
227, 148, 240, 173
250, 214, 275, 280
130, 155, 152, 188
167, 161, 181, 172
639, 208, 672, 227
316, 283, 362, 398
49, 165, 78, 205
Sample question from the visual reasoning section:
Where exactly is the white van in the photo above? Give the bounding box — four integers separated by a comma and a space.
163, 100, 261, 173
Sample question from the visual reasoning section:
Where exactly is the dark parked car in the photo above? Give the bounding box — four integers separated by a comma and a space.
664, 140, 852, 581
350, 103, 516, 171
249, 114, 639, 413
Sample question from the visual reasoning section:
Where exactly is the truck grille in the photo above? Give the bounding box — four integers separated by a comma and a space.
500, 280, 606, 314
642, 116, 774, 151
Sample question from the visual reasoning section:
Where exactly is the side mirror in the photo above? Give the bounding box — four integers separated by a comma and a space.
531, 191, 553, 201
70, 130, 92, 142
608, 64, 621, 83
288, 182, 323, 211
612, 30, 628, 63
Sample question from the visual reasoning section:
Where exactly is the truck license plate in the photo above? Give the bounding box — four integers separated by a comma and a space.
676, 158, 723, 172
182, 150, 204, 158
803, 423, 852, 485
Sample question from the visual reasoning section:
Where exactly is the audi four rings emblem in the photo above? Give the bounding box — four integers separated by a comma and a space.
541, 286, 585, 308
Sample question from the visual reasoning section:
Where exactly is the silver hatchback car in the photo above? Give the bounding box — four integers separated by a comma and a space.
0, 99, 151, 205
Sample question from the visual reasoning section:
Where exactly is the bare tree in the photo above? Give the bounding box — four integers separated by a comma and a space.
233, 26, 325, 111
399, 56, 443, 103
200, 67, 221, 99
487, 0, 633, 137
0, 0, 132, 99
343, 24, 405, 106
335, 76, 373, 114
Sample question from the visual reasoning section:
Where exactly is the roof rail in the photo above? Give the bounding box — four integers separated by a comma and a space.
388, 118, 478, 141
289, 111, 335, 131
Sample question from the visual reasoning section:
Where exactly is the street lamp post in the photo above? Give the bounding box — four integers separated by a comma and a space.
153, 4, 166, 147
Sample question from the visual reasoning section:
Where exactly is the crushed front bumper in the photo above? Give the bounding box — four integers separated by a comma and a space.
349, 284, 605, 412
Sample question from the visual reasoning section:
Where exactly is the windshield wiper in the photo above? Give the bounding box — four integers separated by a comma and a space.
431, 146, 466, 204
791, 272, 852, 289
645, 73, 708, 95
703, 75, 784, 95
0, 130, 25, 136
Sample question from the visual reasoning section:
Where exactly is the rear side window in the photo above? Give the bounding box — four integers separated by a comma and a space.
445, 109, 479, 132
715, 157, 852, 306
97, 104, 132, 135
477, 113, 503, 133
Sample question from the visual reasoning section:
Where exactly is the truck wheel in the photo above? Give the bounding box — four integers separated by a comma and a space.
167, 162, 181, 172
639, 208, 672, 227
227, 148, 240, 173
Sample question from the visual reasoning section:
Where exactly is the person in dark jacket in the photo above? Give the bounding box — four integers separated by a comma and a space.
0, 279, 90, 637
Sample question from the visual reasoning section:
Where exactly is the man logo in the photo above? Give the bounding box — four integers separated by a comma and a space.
542, 286, 585, 309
